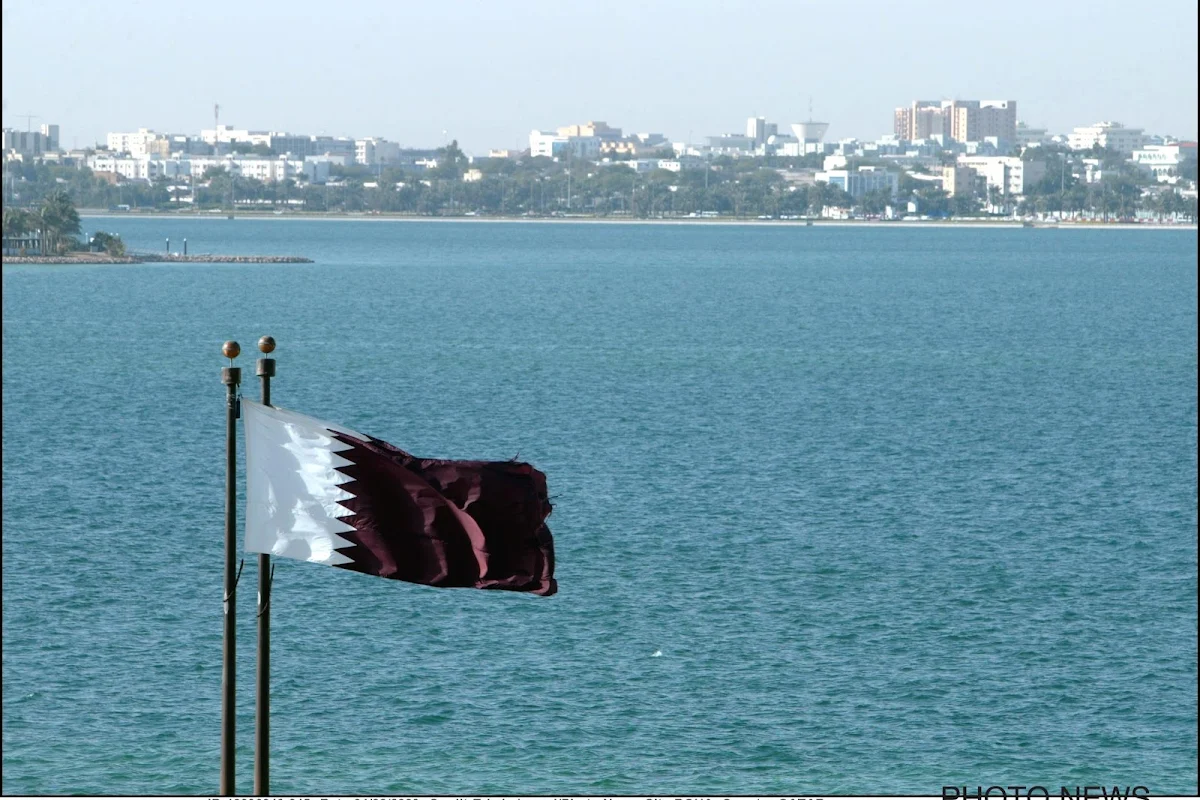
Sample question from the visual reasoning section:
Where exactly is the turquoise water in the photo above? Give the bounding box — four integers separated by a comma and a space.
3, 219, 1196, 795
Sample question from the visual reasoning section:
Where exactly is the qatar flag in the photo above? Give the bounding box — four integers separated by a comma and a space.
242, 400, 556, 596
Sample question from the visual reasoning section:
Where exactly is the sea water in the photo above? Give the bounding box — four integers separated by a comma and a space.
3, 219, 1196, 794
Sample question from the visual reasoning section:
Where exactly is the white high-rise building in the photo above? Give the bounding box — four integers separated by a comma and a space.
747, 116, 767, 145
106, 128, 162, 157
355, 138, 402, 166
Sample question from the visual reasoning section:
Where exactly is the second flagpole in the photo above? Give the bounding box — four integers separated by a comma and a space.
255, 336, 276, 796
220, 341, 241, 796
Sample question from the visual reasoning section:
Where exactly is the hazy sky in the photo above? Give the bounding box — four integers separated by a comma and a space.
3, 0, 1197, 153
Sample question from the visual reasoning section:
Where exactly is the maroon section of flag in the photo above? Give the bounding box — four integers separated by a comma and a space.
329, 432, 556, 596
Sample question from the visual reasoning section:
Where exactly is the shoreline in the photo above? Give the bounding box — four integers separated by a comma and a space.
76, 211, 1197, 231
3, 253, 312, 265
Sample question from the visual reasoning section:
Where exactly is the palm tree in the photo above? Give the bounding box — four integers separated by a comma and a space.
38, 191, 81, 254
3, 207, 34, 238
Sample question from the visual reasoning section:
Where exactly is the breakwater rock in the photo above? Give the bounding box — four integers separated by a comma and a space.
134, 254, 314, 263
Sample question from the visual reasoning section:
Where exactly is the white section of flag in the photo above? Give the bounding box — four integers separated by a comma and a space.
243, 399, 366, 566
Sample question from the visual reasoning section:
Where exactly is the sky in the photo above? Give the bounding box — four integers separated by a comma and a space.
3, 0, 1197, 154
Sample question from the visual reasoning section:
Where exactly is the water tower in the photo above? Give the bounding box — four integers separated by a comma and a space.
790, 121, 830, 146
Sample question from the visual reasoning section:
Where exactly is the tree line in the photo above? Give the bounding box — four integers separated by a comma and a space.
4, 142, 1196, 222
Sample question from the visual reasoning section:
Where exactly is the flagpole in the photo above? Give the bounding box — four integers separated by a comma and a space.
254, 336, 276, 796
221, 341, 242, 796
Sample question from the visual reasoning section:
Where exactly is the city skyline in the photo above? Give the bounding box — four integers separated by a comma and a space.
2, 0, 1197, 153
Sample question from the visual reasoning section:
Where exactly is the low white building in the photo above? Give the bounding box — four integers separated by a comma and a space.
620, 159, 660, 173
1067, 122, 1146, 154
823, 154, 848, 171
815, 166, 900, 199
956, 156, 1046, 196
86, 153, 329, 183
529, 130, 600, 159
655, 156, 705, 171
1129, 143, 1197, 183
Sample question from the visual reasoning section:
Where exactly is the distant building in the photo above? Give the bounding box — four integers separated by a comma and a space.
1067, 122, 1146, 154
961, 101, 1016, 144
85, 153, 330, 184
355, 138, 401, 166
263, 133, 312, 156
462, 168, 483, 182
308, 136, 355, 159
1129, 142, 1197, 183
529, 130, 599, 159
620, 159, 660, 173
941, 164, 978, 197
107, 128, 164, 157
5, 124, 61, 156
747, 116, 767, 145
1015, 122, 1049, 147
816, 166, 899, 199
956, 155, 1046, 196
823, 154, 848, 171
706, 133, 756, 154
654, 157, 705, 172
894, 100, 1016, 144
556, 121, 623, 141
41, 124, 60, 151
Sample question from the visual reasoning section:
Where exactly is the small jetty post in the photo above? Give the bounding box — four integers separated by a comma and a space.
183, 238, 187, 256
220, 341, 242, 795
254, 336, 276, 796
166, 237, 170, 253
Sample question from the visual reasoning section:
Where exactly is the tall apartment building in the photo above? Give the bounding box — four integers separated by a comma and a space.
895, 101, 948, 141
895, 100, 1017, 143
747, 116, 767, 145
40, 124, 60, 151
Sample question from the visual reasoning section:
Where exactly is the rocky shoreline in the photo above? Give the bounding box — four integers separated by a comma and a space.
3, 254, 313, 264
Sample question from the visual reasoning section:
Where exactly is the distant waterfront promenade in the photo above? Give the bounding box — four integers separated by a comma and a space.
72, 209, 1199, 230
2, 251, 312, 264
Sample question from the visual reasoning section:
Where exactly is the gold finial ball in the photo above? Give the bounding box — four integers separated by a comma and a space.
258, 335, 276, 354
222, 340, 241, 359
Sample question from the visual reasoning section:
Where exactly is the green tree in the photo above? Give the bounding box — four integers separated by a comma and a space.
91, 231, 125, 256
950, 193, 981, 216
38, 191, 82, 254
1178, 157, 1197, 183
434, 140, 466, 180
3, 207, 35, 238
